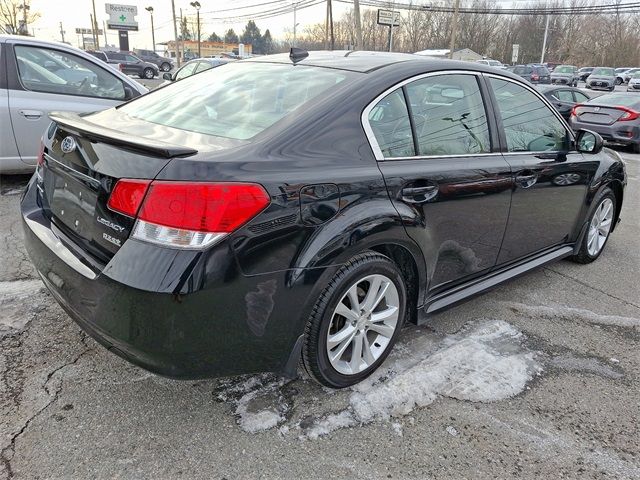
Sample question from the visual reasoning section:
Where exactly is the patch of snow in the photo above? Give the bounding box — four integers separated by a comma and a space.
446, 425, 459, 437
506, 302, 640, 329
304, 411, 357, 440
391, 422, 403, 437
550, 354, 623, 379
609, 358, 620, 364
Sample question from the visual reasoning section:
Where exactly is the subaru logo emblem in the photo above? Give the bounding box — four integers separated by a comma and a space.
61, 136, 76, 154
594, 107, 600, 112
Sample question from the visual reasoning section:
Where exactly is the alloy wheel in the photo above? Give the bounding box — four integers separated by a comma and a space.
326, 274, 400, 375
587, 198, 613, 256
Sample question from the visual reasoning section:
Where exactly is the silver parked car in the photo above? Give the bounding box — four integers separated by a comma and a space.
627, 71, 640, 92
622, 68, 640, 84
570, 93, 640, 153
0, 35, 147, 174
585, 67, 616, 91
551, 65, 579, 86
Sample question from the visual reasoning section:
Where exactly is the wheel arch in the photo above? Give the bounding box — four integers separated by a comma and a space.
608, 179, 624, 232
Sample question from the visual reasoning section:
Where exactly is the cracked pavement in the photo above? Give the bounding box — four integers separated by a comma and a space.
1, 151, 639, 479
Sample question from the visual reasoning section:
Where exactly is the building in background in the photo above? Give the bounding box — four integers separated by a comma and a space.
414, 48, 483, 62
161, 40, 253, 60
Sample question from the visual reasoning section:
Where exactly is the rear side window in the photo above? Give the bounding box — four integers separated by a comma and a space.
108, 52, 125, 61
368, 90, 415, 158
554, 90, 574, 102
405, 74, 490, 155
121, 63, 353, 140
489, 77, 570, 152
14, 45, 125, 100
537, 67, 550, 75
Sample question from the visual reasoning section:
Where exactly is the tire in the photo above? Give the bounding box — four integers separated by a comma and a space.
609, 86, 615, 92
633, 143, 640, 154
160, 62, 171, 72
302, 251, 407, 388
142, 68, 155, 79
570, 188, 616, 264
615, 77, 622, 85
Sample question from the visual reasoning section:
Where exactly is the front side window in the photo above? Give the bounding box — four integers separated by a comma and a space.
489, 77, 570, 152
14, 45, 126, 100
195, 62, 214, 73
368, 90, 415, 158
405, 74, 490, 156
121, 62, 353, 140
175, 62, 198, 81
124, 55, 140, 63
574, 91, 590, 102
554, 90, 574, 102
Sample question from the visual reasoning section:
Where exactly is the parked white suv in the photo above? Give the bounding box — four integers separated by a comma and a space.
1, 35, 148, 174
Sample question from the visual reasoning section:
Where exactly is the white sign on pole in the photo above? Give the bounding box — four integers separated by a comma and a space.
377, 9, 400, 27
105, 4, 138, 31
511, 44, 519, 64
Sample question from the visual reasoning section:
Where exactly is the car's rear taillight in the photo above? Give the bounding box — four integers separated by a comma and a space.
108, 180, 270, 249
617, 106, 639, 121
118, 63, 124, 72
107, 179, 151, 217
531, 74, 539, 81
570, 104, 584, 118
37, 140, 45, 167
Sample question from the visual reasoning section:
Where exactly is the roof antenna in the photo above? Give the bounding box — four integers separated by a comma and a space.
289, 48, 309, 64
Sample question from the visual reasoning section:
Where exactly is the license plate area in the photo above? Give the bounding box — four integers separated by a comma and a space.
46, 167, 99, 238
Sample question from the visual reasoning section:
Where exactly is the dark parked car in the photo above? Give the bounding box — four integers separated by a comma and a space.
550, 65, 579, 86
93, 51, 158, 79
22, 51, 626, 388
578, 67, 595, 81
585, 67, 616, 91
513, 64, 551, 84
133, 48, 174, 72
536, 85, 590, 120
570, 92, 640, 152
161, 57, 233, 85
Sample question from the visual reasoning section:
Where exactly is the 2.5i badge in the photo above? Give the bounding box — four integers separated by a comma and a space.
102, 232, 122, 247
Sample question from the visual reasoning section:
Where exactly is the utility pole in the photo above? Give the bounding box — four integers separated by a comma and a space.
324, 0, 329, 49
91, 0, 99, 49
146, 7, 156, 53
190, 1, 201, 58
388, 2, 396, 52
448, 0, 460, 59
328, 0, 334, 50
89, 14, 95, 48
293, 2, 297, 47
540, 13, 550, 63
171, 0, 181, 67
353, 0, 362, 50
103, 20, 108, 45
17, 0, 29, 35
59, 21, 65, 42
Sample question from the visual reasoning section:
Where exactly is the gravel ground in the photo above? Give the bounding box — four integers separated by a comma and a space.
0, 149, 638, 480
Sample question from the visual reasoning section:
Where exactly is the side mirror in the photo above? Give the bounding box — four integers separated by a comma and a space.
162, 72, 173, 81
576, 129, 603, 154
123, 85, 138, 100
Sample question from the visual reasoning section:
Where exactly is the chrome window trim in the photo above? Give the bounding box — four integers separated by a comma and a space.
361, 70, 483, 161
483, 72, 577, 152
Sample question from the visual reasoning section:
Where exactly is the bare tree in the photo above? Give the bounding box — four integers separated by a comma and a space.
0, 0, 39, 35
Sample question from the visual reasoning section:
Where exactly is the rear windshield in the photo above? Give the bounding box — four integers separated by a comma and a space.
554, 66, 573, 73
536, 67, 550, 74
591, 68, 614, 76
119, 62, 353, 140
513, 66, 532, 74
588, 94, 640, 109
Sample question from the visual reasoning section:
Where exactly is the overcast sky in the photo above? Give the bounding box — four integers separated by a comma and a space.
29, 0, 352, 50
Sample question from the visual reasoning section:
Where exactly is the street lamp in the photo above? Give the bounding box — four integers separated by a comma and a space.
145, 6, 156, 53
190, 1, 201, 58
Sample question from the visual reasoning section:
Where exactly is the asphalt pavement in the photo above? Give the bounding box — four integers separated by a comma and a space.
1, 148, 639, 479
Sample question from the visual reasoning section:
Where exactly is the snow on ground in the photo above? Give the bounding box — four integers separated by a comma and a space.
215, 319, 542, 438
0, 279, 45, 336
505, 302, 640, 329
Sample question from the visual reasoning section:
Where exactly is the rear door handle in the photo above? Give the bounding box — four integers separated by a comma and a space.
400, 185, 438, 203
19, 109, 43, 120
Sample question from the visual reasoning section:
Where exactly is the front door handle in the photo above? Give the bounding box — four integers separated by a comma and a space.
515, 173, 538, 189
400, 185, 438, 203
19, 109, 43, 120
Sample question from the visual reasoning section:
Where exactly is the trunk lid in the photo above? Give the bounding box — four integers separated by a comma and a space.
39, 110, 203, 263
573, 105, 628, 125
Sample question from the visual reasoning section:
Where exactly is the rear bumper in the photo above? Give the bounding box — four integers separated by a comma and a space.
570, 119, 640, 146
21, 176, 313, 379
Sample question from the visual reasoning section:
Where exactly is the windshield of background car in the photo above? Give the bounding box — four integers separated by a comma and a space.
513, 66, 532, 74
591, 68, 614, 76
119, 62, 354, 140
589, 94, 640, 109
554, 66, 573, 73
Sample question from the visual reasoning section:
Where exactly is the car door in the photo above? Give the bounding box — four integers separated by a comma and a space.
7, 42, 129, 165
368, 72, 512, 293
548, 88, 575, 119
0, 42, 23, 172
486, 75, 599, 264
123, 54, 142, 75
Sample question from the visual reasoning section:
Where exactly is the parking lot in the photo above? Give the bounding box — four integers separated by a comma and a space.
0, 145, 638, 479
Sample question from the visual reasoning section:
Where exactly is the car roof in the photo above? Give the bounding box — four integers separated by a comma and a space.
243, 50, 444, 73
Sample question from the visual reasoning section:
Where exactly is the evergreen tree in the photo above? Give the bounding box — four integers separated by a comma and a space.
241, 20, 263, 53
207, 32, 221, 42
262, 29, 274, 54
224, 29, 239, 44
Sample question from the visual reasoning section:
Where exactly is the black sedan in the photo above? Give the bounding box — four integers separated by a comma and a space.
536, 85, 591, 120
21, 50, 626, 388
